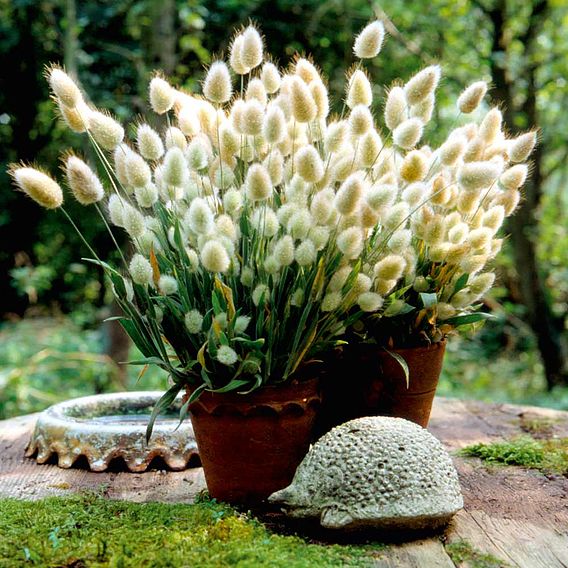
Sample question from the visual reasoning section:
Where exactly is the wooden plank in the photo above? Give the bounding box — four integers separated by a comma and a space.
372, 539, 456, 567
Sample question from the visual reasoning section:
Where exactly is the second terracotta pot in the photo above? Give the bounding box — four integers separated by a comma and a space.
188, 378, 321, 505
316, 340, 446, 437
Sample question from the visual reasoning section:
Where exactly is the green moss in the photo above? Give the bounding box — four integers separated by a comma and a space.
445, 540, 507, 567
460, 436, 568, 475
0, 494, 374, 567
518, 416, 559, 438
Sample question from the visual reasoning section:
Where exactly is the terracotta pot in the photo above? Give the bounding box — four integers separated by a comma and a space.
316, 340, 446, 437
187, 378, 321, 504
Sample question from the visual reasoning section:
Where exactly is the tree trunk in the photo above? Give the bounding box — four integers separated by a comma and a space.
486, 0, 567, 388
150, 0, 177, 75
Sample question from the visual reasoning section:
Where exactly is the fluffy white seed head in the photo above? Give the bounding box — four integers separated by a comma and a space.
310, 81, 329, 119
89, 111, 124, 151
185, 310, 204, 333
217, 345, 238, 366
273, 235, 295, 266
440, 134, 467, 166
393, 118, 423, 149
349, 104, 373, 136
57, 99, 91, 133
178, 106, 201, 137
252, 283, 270, 306
358, 291, 384, 312
49, 67, 82, 108
164, 126, 187, 151
366, 183, 396, 211
400, 151, 428, 183
264, 149, 284, 185
246, 78, 268, 106
384, 86, 407, 131
137, 124, 164, 161
457, 81, 487, 114
335, 174, 364, 216
251, 206, 279, 237
458, 161, 503, 191
296, 145, 324, 183
262, 104, 286, 144
65, 156, 105, 205
108, 194, 126, 227
149, 76, 175, 114
322, 292, 342, 312
10, 166, 63, 209
125, 151, 151, 188
359, 129, 382, 168
410, 94, 435, 123
241, 25, 263, 70
290, 77, 317, 123
337, 227, 363, 259
374, 254, 406, 280
287, 209, 313, 240
404, 65, 441, 106
129, 254, 153, 286
295, 240, 317, 265
261, 62, 281, 93
347, 69, 373, 108
122, 204, 145, 239
500, 164, 528, 191
201, 240, 230, 273
509, 132, 537, 163
324, 121, 349, 154
353, 20, 385, 59
203, 61, 232, 104
240, 99, 264, 136
229, 34, 249, 75
469, 272, 496, 296
479, 108, 502, 145
135, 183, 158, 208
245, 164, 272, 201
163, 147, 188, 187
187, 197, 214, 235
186, 139, 209, 171
383, 202, 410, 231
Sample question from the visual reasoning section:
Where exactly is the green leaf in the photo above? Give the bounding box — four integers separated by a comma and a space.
232, 337, 265, 349
146, 384, 182, 442
452, 273, 469, 296
443, 312, 495, 326
211, 378, 251, 393
175, 384, 206, 431
419, 292, 438, 308
127, 356, 169, 368
384, 349, 410, 389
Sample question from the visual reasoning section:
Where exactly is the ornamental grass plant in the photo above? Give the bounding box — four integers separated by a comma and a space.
9, 20, 535, 432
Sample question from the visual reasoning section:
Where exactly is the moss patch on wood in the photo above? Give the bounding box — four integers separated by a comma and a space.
460, 436, 568, 475
445, 540, 507, 567
0, 494, 375, 567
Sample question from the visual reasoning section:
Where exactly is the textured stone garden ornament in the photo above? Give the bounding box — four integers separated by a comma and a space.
269, 416, 463, 530
26, 392, 198, 472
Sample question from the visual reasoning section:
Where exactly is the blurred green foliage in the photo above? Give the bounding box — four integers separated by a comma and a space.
0, 0, 567, 408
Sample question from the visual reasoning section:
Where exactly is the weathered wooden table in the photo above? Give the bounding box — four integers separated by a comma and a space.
1, 397, 567, 567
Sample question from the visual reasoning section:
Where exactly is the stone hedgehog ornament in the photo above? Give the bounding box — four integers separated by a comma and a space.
269, 416, 463, 530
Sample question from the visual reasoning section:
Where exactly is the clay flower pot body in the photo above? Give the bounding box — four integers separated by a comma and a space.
187, 378, 321, 504
317, 340, 446, 437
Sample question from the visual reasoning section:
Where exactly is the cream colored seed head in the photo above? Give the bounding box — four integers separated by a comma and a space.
125, 151, 151, 188
335, 173, 364, 216
287, 209, 313, 240
509, 131, 537, 163
122, 204, 145, 239
296, 145, 324, 183
410, 93, 435, 123
135, 183, 158, 208
186, 139, 209, 171
261, 62, 281, 93
310, 80, 329, 119
393, 118, 423, 149
201, 240, 230, 273
65, 155, 105, 205
107, 194, 126, 227
164, 126, 187, 151
295, 58, 320, 83
137, 124, 164, 161
264, 149, 284, 185
49, 67, 82, 108
448, 222, 469, 244
404, 65, 441, 106
290, 77, 317, 123
57, 99, 91, 133
440, 134, 467, 166
246, 163, 272, 201
463, 136, 484, 162
322, 292, 342, 312
458, 161, 503, 191
479, 108, 502, 145
89, 110, 124, 151
347, 69, 373, 108
262, 104, 286, 143
129, 254, 153, 286
384, 86, 407, 131
241, 99, 264, 136
493, 189, 521, 216
353, 20, 385, 59
203, 61, 232, 104
324, 120, 349, 154
383, 202, 410, 231
149, 76, 175, 114
401, 182, 428, 207
500, 164, 528, 190
241, 25, 263, 70
337, 227, 363, 259
457, 191, 480, 215
457, 81, 487, 114
295, 240, 317, 266
177, 106, 201, 137
388, 229, 412, 254
251, 206, 279, 237
219, 123, 240, 157
229, 34, 249, 75
374, 254, 406, 281
359, 129, 382, 168
10, 166, 63, 209
400, 150, 428, 183
223, 188, 243, 217
482, 205, 505, 233
187, 197, 214, 234
163, 147, 188, 187
349, 104, 373, 136
366, 183, 396, 211
246, 78, 268, 106
469, 272, 496, 296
